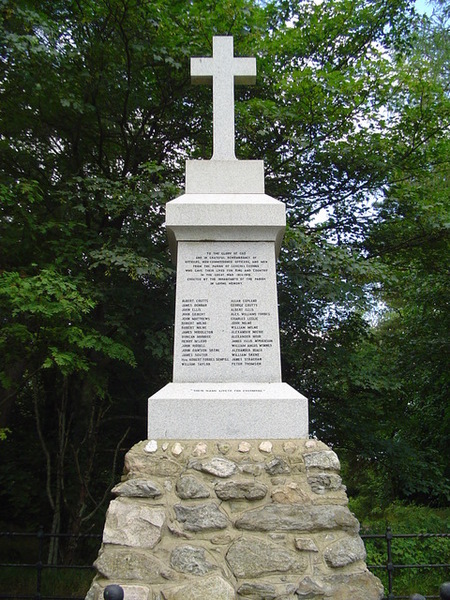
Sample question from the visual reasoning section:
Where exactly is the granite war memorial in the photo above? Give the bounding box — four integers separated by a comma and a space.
86, 37, 384, 600
148, 35, 308, 440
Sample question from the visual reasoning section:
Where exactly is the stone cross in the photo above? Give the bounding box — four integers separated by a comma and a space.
191, 36, 256, 161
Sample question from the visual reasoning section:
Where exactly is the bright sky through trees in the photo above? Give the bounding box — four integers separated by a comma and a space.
415, 0, 432, 14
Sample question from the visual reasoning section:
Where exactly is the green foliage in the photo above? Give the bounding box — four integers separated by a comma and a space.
0, 0, 448, 549
357, 504, 450, 596
0, 428, 10, 441
1, 270, 95, 319
0, 267, 136, 380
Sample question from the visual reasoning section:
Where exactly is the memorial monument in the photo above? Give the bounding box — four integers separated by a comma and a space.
148, 35, 308, 440
86, 37, 384, 600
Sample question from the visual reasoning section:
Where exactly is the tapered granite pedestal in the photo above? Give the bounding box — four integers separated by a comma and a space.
148, 159, 309, 440
86, 37, 383, 600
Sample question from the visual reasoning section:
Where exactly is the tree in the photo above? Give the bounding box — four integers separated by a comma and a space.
288, 2, 450, 508
0, 0, 183, 555
0, 0, 448, 554
359, 4, 449, 506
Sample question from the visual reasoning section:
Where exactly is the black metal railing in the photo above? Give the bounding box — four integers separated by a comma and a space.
361, 528, 450, 600
0, 527, 448, 599
0, 528, 101, 600
100, 581, 450, 600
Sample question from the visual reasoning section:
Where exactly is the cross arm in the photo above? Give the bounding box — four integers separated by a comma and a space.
191, 57, 256, 85
191, 57, 214, 85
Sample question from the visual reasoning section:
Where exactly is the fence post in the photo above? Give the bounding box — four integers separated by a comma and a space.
35, 526, 44, 600
386, 526, 394, 600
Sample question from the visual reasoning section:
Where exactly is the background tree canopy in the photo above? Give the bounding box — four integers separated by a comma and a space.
0, 0, 448, 555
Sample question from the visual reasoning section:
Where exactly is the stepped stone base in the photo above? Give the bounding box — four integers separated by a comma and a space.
86, 439, 384, 600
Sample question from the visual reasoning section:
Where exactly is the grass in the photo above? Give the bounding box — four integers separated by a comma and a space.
0, 566, 94, 598
365, 549, 450, 598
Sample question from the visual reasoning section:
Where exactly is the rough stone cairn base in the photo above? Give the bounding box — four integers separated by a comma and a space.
86, 439, 384, 600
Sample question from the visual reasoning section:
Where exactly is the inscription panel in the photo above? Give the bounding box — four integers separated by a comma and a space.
173, 241, 281, 383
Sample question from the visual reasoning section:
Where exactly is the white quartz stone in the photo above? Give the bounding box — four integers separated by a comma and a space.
259, 441, 273, 453
193, 442, 208, 456
144, 440, 158, 453
283, 441, 298, 454
148, 383, 308, 439
238, 441, 252, 453
171, 442, 184, 456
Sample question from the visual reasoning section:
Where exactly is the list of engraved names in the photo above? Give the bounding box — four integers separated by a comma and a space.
177, 245, 277, 371
181, 297, 273, 367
